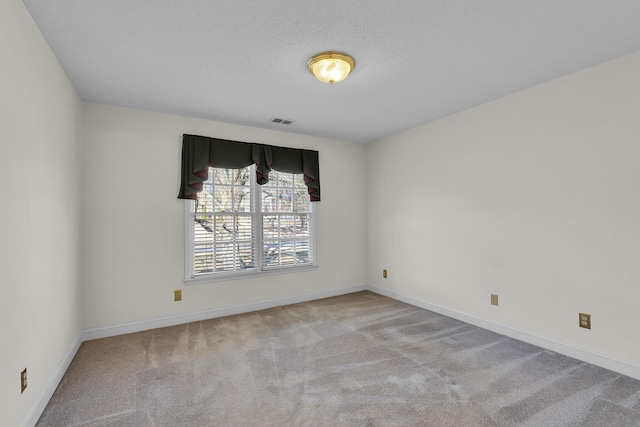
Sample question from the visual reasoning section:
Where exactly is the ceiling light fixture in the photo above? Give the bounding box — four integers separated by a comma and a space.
307, 51, 355, 84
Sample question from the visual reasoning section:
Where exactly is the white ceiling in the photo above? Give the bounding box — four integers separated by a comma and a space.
23, 0, 640, 143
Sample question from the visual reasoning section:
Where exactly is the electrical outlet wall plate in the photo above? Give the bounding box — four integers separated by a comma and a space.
579, 313, 591, 329
491, 294, 499, 306
21, 368, 27, 393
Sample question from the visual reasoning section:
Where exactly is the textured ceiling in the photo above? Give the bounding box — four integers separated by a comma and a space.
23, 0, 640, 143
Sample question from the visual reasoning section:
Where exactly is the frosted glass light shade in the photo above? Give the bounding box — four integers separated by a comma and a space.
307, 51, 355, 84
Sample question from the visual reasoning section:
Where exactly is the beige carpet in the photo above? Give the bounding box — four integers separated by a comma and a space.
37, 291, 640, 426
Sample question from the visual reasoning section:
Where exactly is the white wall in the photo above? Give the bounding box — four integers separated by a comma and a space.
367, 52, 640, 368
4, 0, 639, 420
0, 1, 83, 426
81, 103, 367, 329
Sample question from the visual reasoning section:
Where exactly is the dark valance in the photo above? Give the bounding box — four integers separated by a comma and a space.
177, 134, 321, 202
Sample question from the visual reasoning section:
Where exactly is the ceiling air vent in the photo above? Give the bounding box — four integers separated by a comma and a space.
270, 117, 295, 125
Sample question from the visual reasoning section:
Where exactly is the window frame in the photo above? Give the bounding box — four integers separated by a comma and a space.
184, 165, 317, 284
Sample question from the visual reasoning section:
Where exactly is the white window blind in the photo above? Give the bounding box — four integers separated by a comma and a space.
185, 165, 315, 282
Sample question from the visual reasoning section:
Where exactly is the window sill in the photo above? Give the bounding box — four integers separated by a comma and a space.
184, 264, 318, 285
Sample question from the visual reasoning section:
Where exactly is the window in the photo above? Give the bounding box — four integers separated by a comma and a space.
185, 164, 315, 283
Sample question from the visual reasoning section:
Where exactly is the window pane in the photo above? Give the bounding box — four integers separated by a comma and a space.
262, 239, 310, 268
263, 215, 279, 239
280, 243, 297, 265
262, 188, 276, 212
194, 245, 213, 274
293, 239, 310, 264
295, 214, 310, 238
214, 187, 234, 212
214, 215, 234, 242
263, 241, 279, 267
236, 215, 253, 240
215, 168, 249, 186
235, 186, 251, 212
194, 214, 214, 274
215, 244, 237, 271
237, 243, 255, 269
194, 213, 214, 233
277, 189, 294, 212
280, 172, 295, 185
278, 215, 295, 238
293, 189, 309, 212
198, 182, 214, 213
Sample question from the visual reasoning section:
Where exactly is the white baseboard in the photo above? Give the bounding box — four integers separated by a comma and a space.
26, 282, 640, 427
368, 285, 640, 381
21, 335, 82, 427
82, 282, 640, 380
82, 284, 368, 341
26, 285, 366, 426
